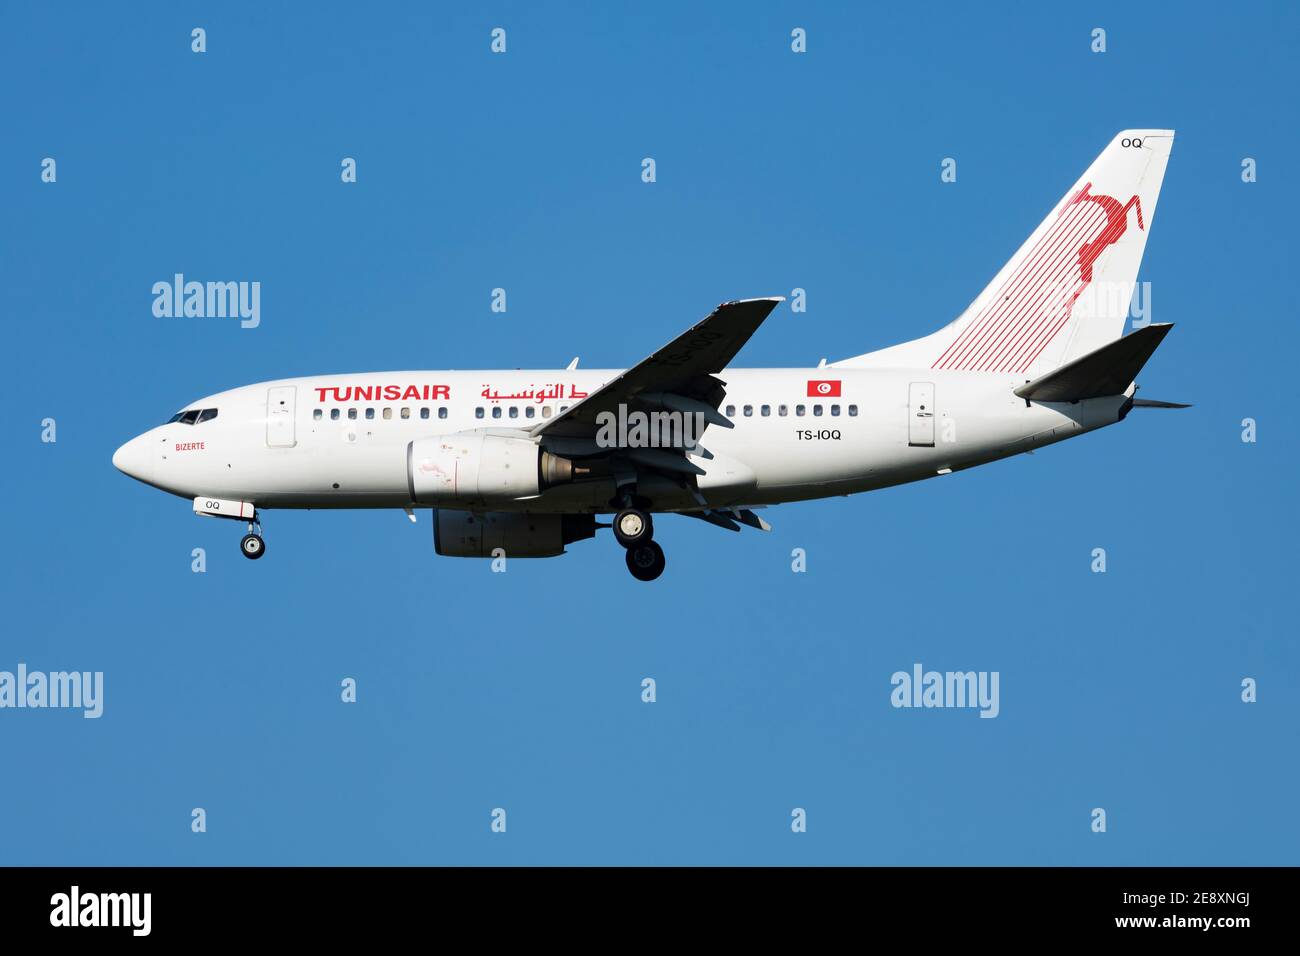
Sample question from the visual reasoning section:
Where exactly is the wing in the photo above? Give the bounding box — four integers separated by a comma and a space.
531, 297, 783, 441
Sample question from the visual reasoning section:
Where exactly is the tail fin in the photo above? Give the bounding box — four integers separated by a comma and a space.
836, 130, 1174, 375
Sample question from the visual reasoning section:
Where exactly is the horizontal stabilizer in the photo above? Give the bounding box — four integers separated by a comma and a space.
1130, 397, 1191, 409
1014, 323, 1174, 402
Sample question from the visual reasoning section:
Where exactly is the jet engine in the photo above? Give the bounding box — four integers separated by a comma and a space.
434, 510, 597, 558
407, 432, 577, 505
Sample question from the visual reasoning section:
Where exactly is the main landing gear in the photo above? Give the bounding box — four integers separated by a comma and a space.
613, 507, 653, 548
613, 506, 665, 581
240, 514, 266, 560
625, 540, 666, 581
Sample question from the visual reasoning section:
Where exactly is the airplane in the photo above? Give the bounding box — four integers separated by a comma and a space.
113, 129, 1186, 581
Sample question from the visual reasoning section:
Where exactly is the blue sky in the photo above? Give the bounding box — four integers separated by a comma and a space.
2, 1, 1296, 865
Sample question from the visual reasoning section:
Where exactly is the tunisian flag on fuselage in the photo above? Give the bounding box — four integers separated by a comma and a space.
806, 380, 841, 397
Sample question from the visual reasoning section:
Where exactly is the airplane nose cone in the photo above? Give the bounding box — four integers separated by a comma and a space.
112, 436, 152, 482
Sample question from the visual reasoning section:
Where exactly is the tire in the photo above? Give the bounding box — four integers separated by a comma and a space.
613, 508, 653, 548
625, 540, 665, 581
240, 533, 266, 560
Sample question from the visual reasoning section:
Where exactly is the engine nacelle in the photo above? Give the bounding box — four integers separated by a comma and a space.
407, 432, 575, 505
434, 510, 597, 558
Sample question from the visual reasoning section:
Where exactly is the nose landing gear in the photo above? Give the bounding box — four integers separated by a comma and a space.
240, 515, 266, 560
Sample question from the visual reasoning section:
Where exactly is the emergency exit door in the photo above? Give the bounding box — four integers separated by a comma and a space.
266, 386, 297, 447
908, 382, 935, 447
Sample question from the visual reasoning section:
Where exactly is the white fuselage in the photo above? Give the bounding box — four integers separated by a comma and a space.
112, 367, 1130, 514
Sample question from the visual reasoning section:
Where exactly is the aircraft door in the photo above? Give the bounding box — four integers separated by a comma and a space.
908, 382, 935, 447
267, 386, 297, 448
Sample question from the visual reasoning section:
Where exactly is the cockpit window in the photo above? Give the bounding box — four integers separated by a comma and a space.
167, 408, 217, 425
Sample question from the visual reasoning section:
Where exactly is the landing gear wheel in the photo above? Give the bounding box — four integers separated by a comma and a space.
613, 508, 653, 548
625, 540, 666, 581
240, 533, 266, 560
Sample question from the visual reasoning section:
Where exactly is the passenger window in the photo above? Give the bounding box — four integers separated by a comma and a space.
560, 405, 570, 413
526, 407, 535, 419
492, 407, 502, 419
509, 407, 518, 419
848, 404, 858, 417
197, 408, 218, 423
542, 406, 553, 418
761, 405, 771, 417
778, 405, 788, 417
382, 408, 392, 420
813, 405, 823, 416
313, 409, 323, 421
796, 405, 806, 417
365, 408, 375, 420
725, 405, 736, 417
180, 410, 200, 425
743, 405, 753, 417
401, 407, 411, 419
420, 407, 430, 420
438, 407, 448, 420
348, 408, 357, 420
831, 404, 840, 416
330, 409, 340, 421
475, 407, 485, 419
